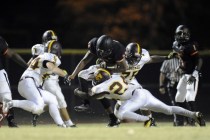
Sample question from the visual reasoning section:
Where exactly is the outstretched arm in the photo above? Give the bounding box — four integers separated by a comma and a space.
69, 51, 94, 79
148, 55, 167, 64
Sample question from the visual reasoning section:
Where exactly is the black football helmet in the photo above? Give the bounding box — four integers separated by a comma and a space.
42, 30, 58, 44
175, 25, 190, 44
96, 35, 113, 58
93, 68, 111, 86
125, 42, 142, 65
44, 40, 62, 58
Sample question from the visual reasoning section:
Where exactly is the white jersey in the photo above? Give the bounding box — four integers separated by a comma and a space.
122, 48, 151, 83
21, 53, 61, 85
91, 75, 140, 101
31, 44, 59, 80
31, 44, 45, 56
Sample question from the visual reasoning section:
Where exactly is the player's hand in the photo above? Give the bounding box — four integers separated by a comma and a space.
159, 86, 166, 94
99, 61, 106, 68
187, 75, 196, 85
63, 74, 71, 86
166, 52, 178, 59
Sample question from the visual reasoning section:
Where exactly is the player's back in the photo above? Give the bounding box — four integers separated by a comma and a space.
92, 75, 134, 101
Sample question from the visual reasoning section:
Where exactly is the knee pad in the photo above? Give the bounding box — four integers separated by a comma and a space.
31, 105, 44, 115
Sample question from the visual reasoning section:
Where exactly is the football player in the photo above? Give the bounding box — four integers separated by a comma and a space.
69, 35, 128, 127
29, 30, 75, 127
2, 40, 70, 127
172, 25, 205, 126
0, 36, 28, 127
89, 68, 205, 127
114, 42, 170, 125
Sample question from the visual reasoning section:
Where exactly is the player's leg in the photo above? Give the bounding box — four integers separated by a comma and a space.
44, 80, 76, 127
74, 66, 97, 112
167, 84, 185, 126
0, 72, 18, 127
41, 89, 66, 127
114, 91, 150, 123
100, 98, 120, 127
185, 75, 205, 126
142, 88, 205, 126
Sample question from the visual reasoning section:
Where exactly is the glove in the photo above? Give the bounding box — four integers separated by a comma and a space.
99, 61, 106, 68
187, 75, 196, 85
166, 52, 178, 59
159, 85, 166, 94
63, 74, 71, 86
187, 69, 198, 84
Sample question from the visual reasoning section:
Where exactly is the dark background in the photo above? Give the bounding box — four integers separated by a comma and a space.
1, 0, 210, 125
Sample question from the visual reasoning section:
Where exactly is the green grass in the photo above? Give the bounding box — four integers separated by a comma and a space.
1, 122, 210, 140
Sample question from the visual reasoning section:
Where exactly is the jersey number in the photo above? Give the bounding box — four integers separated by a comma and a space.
109, 78, 127, 95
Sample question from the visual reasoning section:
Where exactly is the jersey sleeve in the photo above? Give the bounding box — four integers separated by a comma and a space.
31, 44, 45, 56
0, 36, 9, 55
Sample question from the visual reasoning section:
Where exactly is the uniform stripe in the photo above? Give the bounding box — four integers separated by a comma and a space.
48, 40, 56, 53
137, 43, 141, 54
99, 68, 111, 76
160, 58, 182, 82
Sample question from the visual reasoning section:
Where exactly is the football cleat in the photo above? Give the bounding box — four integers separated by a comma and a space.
74, 88, 88, 99
67, 124, 77, 128
74, 104, 91, 112
31, 114, 39, 127
8, 120, 18, 128
2, 99, 13, 114
57, 124, 67, 128
107, 117, 120, 127
195, 112, 206, 127
144, 117, 156, 127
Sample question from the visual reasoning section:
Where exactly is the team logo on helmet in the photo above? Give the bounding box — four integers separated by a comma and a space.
93, 68, 111, 85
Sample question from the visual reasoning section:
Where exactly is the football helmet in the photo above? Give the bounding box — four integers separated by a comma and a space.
125, 42, 142, 65
93, 68, 111, 85
96, 35, 113, 58
44, 40, 62, 58
42, 30, 58, 44
175, 25, 190, 43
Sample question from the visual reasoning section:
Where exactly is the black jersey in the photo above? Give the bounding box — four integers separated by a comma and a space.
172, 40, 200, 74
88, 38, 125, 65
0, 36, 9, 70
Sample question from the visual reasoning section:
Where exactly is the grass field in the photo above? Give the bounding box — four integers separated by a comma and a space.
0, 122, 209, 140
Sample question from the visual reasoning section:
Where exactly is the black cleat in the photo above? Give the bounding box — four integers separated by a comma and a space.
107, 120, 120, 127
69, 124, 77, 128
32, 114, 39, 127
144, 117, 156, 127
74, 104, 90, 112
8, 120, 18, 128
195, 112, 206, 127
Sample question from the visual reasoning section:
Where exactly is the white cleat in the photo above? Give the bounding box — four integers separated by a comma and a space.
2, 99, 12, 114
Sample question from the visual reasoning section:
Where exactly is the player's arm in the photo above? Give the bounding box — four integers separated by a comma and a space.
187, 44, 202, 84
45, 61, 67, 77
69, 51, 95, 79
159, 72, 166, 94
148, 55, 168, 64
5, 48, 28, 68
105, 57, 128, 73
90, 91, 109, 100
